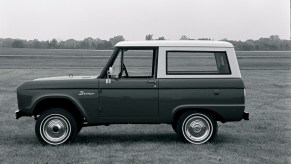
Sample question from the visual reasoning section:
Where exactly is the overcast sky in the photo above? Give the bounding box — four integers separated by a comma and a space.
0, 0, 290, 41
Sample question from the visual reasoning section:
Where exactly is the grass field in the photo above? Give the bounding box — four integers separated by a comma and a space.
0, 48, 291, 163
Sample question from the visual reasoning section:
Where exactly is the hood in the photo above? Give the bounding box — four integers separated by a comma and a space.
17, 75, 99, 90
34, 76, 98, 81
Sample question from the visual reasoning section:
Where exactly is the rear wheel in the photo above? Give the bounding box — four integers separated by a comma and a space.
35, 108, 78, 145
177, 111, 217, 144
77, 123, 83, 134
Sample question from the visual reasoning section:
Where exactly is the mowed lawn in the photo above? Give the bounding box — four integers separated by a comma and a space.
0, 48, 290, 163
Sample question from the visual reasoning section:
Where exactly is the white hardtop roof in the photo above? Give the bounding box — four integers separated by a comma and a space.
116, 40, 233, 48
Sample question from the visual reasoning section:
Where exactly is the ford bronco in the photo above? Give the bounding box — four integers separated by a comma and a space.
16, 41, 249, 145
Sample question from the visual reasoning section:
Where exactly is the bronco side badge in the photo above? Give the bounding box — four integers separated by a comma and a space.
78, 91, 95, 96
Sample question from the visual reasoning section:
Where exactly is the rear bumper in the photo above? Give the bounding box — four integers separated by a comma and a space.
243, 112, 249, 120
15, 110, 29, 119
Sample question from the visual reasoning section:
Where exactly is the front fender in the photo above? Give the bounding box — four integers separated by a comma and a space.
31, 94, 87, 117
17, 89, 99, 124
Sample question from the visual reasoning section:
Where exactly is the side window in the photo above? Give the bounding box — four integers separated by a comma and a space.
123, 49, 154, 77
110, 49, 155, 78
166, 51, 230, 74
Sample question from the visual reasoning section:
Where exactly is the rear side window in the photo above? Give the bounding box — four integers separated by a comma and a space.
166, 51, 230, 75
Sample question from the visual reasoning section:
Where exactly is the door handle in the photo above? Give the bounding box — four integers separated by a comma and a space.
147, 80, 157, 84
213, 89, 220, 95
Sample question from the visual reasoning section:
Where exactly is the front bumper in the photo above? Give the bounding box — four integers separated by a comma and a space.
243, 112, 249, 120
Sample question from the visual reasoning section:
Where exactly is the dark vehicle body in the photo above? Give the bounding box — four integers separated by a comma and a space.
16, 41, 249, 145
17, 78, 246, 123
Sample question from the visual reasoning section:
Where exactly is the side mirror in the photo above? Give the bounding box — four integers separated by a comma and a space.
106, 67, 112, 84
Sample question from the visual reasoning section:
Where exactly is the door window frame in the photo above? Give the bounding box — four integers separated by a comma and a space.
100, 47, 159, 79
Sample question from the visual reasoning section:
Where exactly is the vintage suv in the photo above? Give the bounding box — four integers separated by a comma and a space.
16, 41, 249, 145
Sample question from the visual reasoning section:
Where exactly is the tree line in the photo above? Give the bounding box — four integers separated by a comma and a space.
145, 34, 290, 51
0, 34, 290, 51
0, 35, 125, 50
222, 35, 290, 51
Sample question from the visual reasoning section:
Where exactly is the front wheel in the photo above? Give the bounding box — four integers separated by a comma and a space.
172, 123, 177, 133
35, 108, 78, 145
177, 111, 217, 144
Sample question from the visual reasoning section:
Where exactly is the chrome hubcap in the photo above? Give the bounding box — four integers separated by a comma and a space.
183, 115, 212, 143
40, 115, 71, 145
52, 126, 60, 133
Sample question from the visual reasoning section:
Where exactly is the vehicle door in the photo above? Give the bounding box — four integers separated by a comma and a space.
98, 47, 159, 119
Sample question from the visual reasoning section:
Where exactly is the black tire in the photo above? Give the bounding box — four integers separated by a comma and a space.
76, 117, 83, 134
35, 108, 78, 145
172, 123, 177, 133
176, 111, 218, 144
77, 124, 83, 134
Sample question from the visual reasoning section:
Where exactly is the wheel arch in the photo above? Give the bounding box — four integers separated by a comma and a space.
32, 95, 86, 123
172, 105, 225, 124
